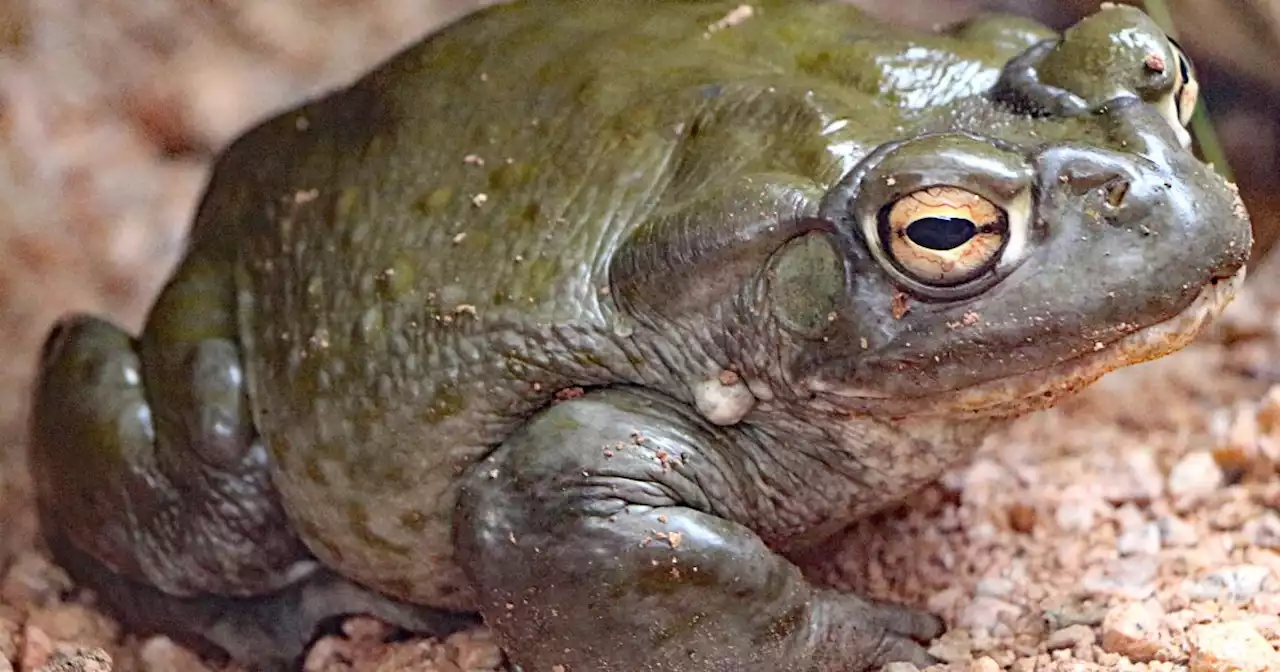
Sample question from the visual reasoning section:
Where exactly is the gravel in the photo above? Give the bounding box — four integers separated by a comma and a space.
7, 1, 1280, 671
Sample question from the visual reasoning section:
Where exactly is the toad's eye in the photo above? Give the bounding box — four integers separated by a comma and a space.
879, 186, 1008, 287
1167, 37, 1199, 128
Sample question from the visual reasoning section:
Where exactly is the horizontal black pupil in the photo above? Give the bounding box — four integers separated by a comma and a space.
905, 216, 977, 250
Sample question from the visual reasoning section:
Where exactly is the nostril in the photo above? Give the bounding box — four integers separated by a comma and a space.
1103, 179, 1130, 208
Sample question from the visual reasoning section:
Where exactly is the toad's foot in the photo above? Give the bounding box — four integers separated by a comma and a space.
29, 261, 474, 669
455, 387, 943, 671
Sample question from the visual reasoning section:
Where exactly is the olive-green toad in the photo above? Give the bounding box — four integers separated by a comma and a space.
30, 1, 1251, 670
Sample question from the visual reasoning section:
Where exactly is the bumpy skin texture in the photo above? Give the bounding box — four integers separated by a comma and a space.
30, 1, 1252, 670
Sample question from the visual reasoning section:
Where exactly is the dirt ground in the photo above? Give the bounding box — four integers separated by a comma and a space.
8, 1, 1280, 671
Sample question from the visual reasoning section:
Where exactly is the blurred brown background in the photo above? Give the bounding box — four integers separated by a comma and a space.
0, 0, 1278, 449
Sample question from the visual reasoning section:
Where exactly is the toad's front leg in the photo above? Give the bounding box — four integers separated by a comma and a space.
454, 387, 942, 671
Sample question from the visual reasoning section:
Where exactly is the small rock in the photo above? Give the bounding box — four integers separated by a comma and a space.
881, 663, 921, 672
1212, 404, 1262, 473
969, 627, 999, 653
34, 648, 112, 672
442, 627, 503, 669
1007, 502, 1037, 533
1157, 515, 1201, 547
1243, 510, 1280, 549
1249, 613, 1280, 639
1043, 600, 1109, 631
1182, 565, 1272, 602
975, 577, 1015, 599
0, 614, 18, 663
1209, 494, 1259, 530
1258, 385, 1280, 433
138, 637, 211, 672
1189, 621, 1280, 672
20, 625, 54, 671
360, 639, 445, 670
0, 554, 71, 611
968, 656, 1000, 672
25, 605, 118, 651
959, 596, 1024, 631
962, 459, 1009, 491
1167, 451, 1224, 505
1117, 521, 1162, 556
1101, 602, 1164, 663
927, 629, 972, 663
926, 587, 964, 616
303, 615, 399, 671
1102, 448, 1165, 505
1255, 592, 1280, 615
1046, 624, 1096, 651
1055, 489, 1102, 533
987, 647, 1017, 669
1082, 556, 1158, 600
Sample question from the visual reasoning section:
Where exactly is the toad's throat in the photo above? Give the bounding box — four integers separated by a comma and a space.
815, 266, 1246, 417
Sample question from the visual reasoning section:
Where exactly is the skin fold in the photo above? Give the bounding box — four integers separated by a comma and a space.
29, 1, 1252, 670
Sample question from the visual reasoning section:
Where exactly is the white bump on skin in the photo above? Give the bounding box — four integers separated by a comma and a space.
693, 372, 756, 426
283, 559, 320, 585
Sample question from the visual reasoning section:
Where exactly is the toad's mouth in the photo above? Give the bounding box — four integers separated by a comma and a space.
815, 265, 1246, 418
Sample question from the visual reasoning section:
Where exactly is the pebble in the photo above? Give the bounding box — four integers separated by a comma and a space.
1257, 385, 1280, 433
1117, 521, 1162, 556
927, 629, 973, 663
1045, 624, 1096, 651
1249, 613, 1280, 639
1081, 556, 1159, 600
1182, 565, 1273, 602
1007, 502, 1038, 533
21, 625, 54, 670
25, 605, 118, 652
0, 614, 17, 663
1243, 509, 1280, 548
968, 656, 1000, 672
34, 648, 112, 672
1211, 404, 1262, 473
1055, 489, 1101, 533
1188, 621, 1280, 672
1208, 493, 1258, 530
1254, 592, 1280, 615
974, 577, 1015, 599
1011, 658, 1038, 672
1102, 448, 1165, 505
138, 637, 211, 672
881, 663, 920, 672
1167, 451, 1224, 506
927, 587, 964, 615
0, 554, 71, 611
959, 596, 1024, 631
1157, 515, 1201, 547
442, 628, 503, 669
1101, 602, 1164, 663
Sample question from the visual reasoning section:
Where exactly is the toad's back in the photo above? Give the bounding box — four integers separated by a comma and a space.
178, 0, 1022, 607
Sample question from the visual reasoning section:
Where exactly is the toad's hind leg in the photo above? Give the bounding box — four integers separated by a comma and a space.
29, 256, 475, 669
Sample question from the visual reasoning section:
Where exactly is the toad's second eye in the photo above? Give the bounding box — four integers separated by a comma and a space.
880, 186, 1008, 287
1168, 37, 1199, 128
